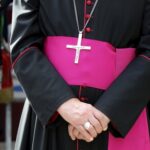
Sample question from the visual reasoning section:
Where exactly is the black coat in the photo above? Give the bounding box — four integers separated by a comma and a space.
10, 0, 150, 150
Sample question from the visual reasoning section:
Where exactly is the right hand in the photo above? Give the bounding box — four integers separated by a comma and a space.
57, 98, 108, 142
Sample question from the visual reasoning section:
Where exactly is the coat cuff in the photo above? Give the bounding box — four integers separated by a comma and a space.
95, 55, 150, 137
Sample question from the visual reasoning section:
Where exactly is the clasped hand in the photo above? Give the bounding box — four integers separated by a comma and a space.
58, 98, 110, 142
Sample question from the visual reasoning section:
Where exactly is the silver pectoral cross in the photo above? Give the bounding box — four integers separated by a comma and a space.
66, 31, 91, 64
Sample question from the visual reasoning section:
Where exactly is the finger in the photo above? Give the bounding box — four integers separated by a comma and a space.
73, 128, 80, 138
85, 119, 97, 138
68, 125, 76, 140
73, 129, 87, 141
78, 133, 89, 141
93, 108, 110, 131
78, 133, 93, 142
99, 115, 109, 131
88, 115, 103, 134
78, 133, 84, 140
77, 125, 94, 142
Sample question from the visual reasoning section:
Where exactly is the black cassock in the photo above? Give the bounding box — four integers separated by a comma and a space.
10, 0, 150, 150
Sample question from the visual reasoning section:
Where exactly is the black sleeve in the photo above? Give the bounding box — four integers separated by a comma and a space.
10, 0, 75, 126
95, 0, 150, 137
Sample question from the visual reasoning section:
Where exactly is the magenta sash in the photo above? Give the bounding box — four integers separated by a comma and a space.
44, 36, 150, 150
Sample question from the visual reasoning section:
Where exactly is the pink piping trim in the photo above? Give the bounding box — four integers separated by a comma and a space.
79, 85, 82, 98
140, 55, 150, 61
12, 46, 38, 68
76, 139, 79, 150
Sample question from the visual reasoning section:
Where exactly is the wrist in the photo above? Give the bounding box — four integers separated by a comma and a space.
57, 98, 80, 114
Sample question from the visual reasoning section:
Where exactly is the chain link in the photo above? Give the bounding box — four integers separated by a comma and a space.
73, 0, 99, 33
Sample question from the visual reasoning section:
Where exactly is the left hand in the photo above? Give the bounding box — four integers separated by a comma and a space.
68, 109, 110, 142
68, 125, 85, 141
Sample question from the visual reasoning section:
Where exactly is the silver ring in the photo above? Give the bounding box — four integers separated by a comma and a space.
83, 121, 91, 130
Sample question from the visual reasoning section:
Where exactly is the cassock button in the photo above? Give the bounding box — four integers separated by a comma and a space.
85, 14, 91, 19
86, 0, 92, 6
85, 27, 92, 32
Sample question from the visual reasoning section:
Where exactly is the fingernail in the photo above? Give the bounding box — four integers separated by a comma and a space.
90, 138, 93, 141
103, 127, 108, 131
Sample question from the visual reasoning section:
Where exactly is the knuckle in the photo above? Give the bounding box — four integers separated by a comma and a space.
100, 117, 105, 124
95, 122, 100, 127
101, 115, 106, 121
74, 114, 80, 120
74, 120, 82, 126
87, 104, 92, 110
89, 104, 93, 110
88, 103, 92, 107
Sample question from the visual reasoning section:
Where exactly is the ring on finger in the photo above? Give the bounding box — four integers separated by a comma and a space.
83, 121, 91, 130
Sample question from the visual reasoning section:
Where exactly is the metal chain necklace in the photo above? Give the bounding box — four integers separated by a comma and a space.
66, 0, 99, 64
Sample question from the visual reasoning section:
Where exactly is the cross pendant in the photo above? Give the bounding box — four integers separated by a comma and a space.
66, 31, 91, 64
